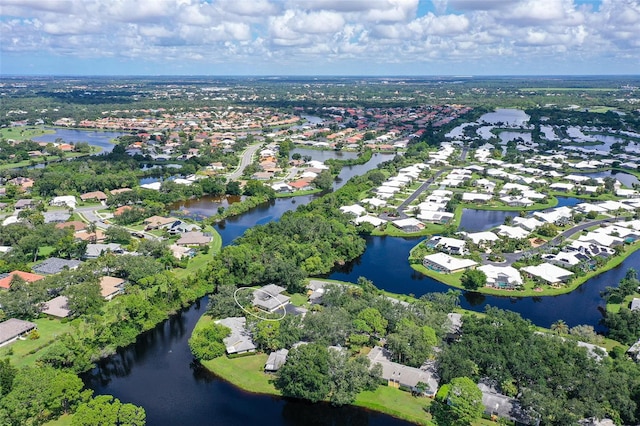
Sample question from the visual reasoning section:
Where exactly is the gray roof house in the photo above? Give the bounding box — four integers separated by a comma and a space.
40, 295, 72, 318
32, 257, 82, 275
264, 348, 289, 372
253, 284, 290, 313
43, 211, 71, 224
215, 317, 256, 355
478, 381, 538, 425
175, 231, 212, 246
0, 318, 37, 347
367, 346, 439, 397
84, 243, 124, 259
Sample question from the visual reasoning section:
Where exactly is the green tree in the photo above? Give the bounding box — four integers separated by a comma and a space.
72, 395, 146, 426
105, 226, 132, 245
0, 358, 16, 397
1, 365, 89, 425
275, 343, 331, 403
313, 170, 334, 191
254, 320, 281, 352
225, 181, 242, 196
354, 307, 388, 336
188, 320, 229, 361
63, 280, 104, 316
460, 269, 487, 291
551, 319, 569, 335
447, 377, 484, 426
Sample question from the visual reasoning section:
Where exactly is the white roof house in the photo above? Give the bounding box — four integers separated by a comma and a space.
463, 193, 493, 202
377, 185, 401, 194
533, 206, 573, 224
50, 195, 77, 209
361, 198, 387, 208
423, 252, 477, 274
339, 204, 367, 217
598, 200, 634, 212
466, 231, 500, 245
393, 218, 425, 232
428, 236, 467, 255
549, 182, 575, 192
354, 215, 387, 227
512, 216, 543, 231
215, 317, 257, 355
496, 225, 530, 239
521, 263, 574, 284
578, 232, 624, 247
478, 265, 523, 289
141, 182, 162, 190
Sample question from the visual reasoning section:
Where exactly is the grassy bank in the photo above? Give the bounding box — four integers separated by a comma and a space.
0, 126, 55, 141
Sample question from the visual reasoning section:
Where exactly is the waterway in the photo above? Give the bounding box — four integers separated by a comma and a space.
83, 143, 638, 423
32, 127, 126, 153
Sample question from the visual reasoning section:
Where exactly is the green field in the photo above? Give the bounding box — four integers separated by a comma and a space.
0, 126, 54, 141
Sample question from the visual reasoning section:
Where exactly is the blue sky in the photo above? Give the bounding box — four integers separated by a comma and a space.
1, 0, 638, 76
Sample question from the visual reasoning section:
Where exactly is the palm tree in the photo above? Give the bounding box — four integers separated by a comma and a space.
551, 319, 569, 335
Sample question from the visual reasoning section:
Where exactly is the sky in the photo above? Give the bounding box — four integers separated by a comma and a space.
0, 0, 638, 76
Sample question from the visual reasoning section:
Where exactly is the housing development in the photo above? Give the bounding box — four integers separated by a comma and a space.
0, 76, 639, 426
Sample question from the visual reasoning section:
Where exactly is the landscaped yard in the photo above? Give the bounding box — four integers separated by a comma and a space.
0, 317, 77, 367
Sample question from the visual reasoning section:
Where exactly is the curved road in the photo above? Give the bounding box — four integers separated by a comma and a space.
227, 142, 262, 181
483, 216, 618, 265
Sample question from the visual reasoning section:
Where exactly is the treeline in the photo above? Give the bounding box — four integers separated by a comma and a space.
437, 307, 640, 426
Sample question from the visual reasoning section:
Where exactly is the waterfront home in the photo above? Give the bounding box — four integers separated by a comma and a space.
569, 240, 615, 257
144, 215, 181, 229
521, 263, 573, 285
423, 253, 477, 274
253, 284, 290, 313
41, 295, 71, 318
445, 313, 463, 342
512, 217, 543, 232
533, 206, 573, 224
271, 182, 293, 193
496, 225, 530, 240
426, 236, 467, 255
361, 197, 387, 208
462, 192, 493, 203
353, 215, 386, 227
392, 218, 425, 233
339, 204, 367, 217
0, 318, 37, 347
542, 251, 590, 268
549, 182, 575, 192
500, 196, 534, 207
478, 265, 523, 289
215, 317, 256, 355
0, 270, 45, 289
574, 203, 608, 214
628, 338, 640, 362
175, 231, 212, 247
100, 276, 126, 301
578, 232, 624, 248
597, 200, 634, 212
367, 346, 438, 397
264, 349, 289, 373
417, 211, 454, 224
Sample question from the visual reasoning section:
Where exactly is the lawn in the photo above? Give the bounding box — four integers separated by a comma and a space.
0, 126, 54, 141
0, 317, 77, 368
173, 226, 222, 279
44, 414, 73, 426
202, 353, 278, 395
354, 386, 434, 425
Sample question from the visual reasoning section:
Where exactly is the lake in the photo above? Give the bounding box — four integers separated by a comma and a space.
479, 109, 530, 126
582, 170, 640, 188
32, 127, 126, 153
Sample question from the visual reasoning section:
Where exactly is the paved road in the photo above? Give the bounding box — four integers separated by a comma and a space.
227, 142, 262, 180
75, 206, 160, 240
380, 168, 450, 221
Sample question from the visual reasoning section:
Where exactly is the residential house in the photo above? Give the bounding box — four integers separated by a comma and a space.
339, 204, 367, 217
253, 284, 290, 313
478, 265, 523, 289
100, 276, 126, 301
0, 318, 37, 347
0, 270, 45, 290
462, 192, 493, 203
478, 382, 536, 425
169, 244, 196, 259
215, 317, 257, 355
392, 218, 425, 233
32, 258, 82, 275
367, 346, 438, 397
512, 217, 543, 232
50, 195, 77, 209
14, 199, 34, 210
423, 253, 477, 274
41, 296, 71, 318
465, 231, 500, 246
521, 263, 574, 285
578, 232, 624, 248
496, 225, 530, 240
542, 251, 591, 269
43, 211, 71, 223
426, 236, 467, 255
175, 232, 212, 246
85, 243, 124, 259
144, 215, 179, 230
631, 298, 640, 311
353, 215, 387, 227
417, 211, 454, 224
80, 191, 108, 202
264, 349, 289, 373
